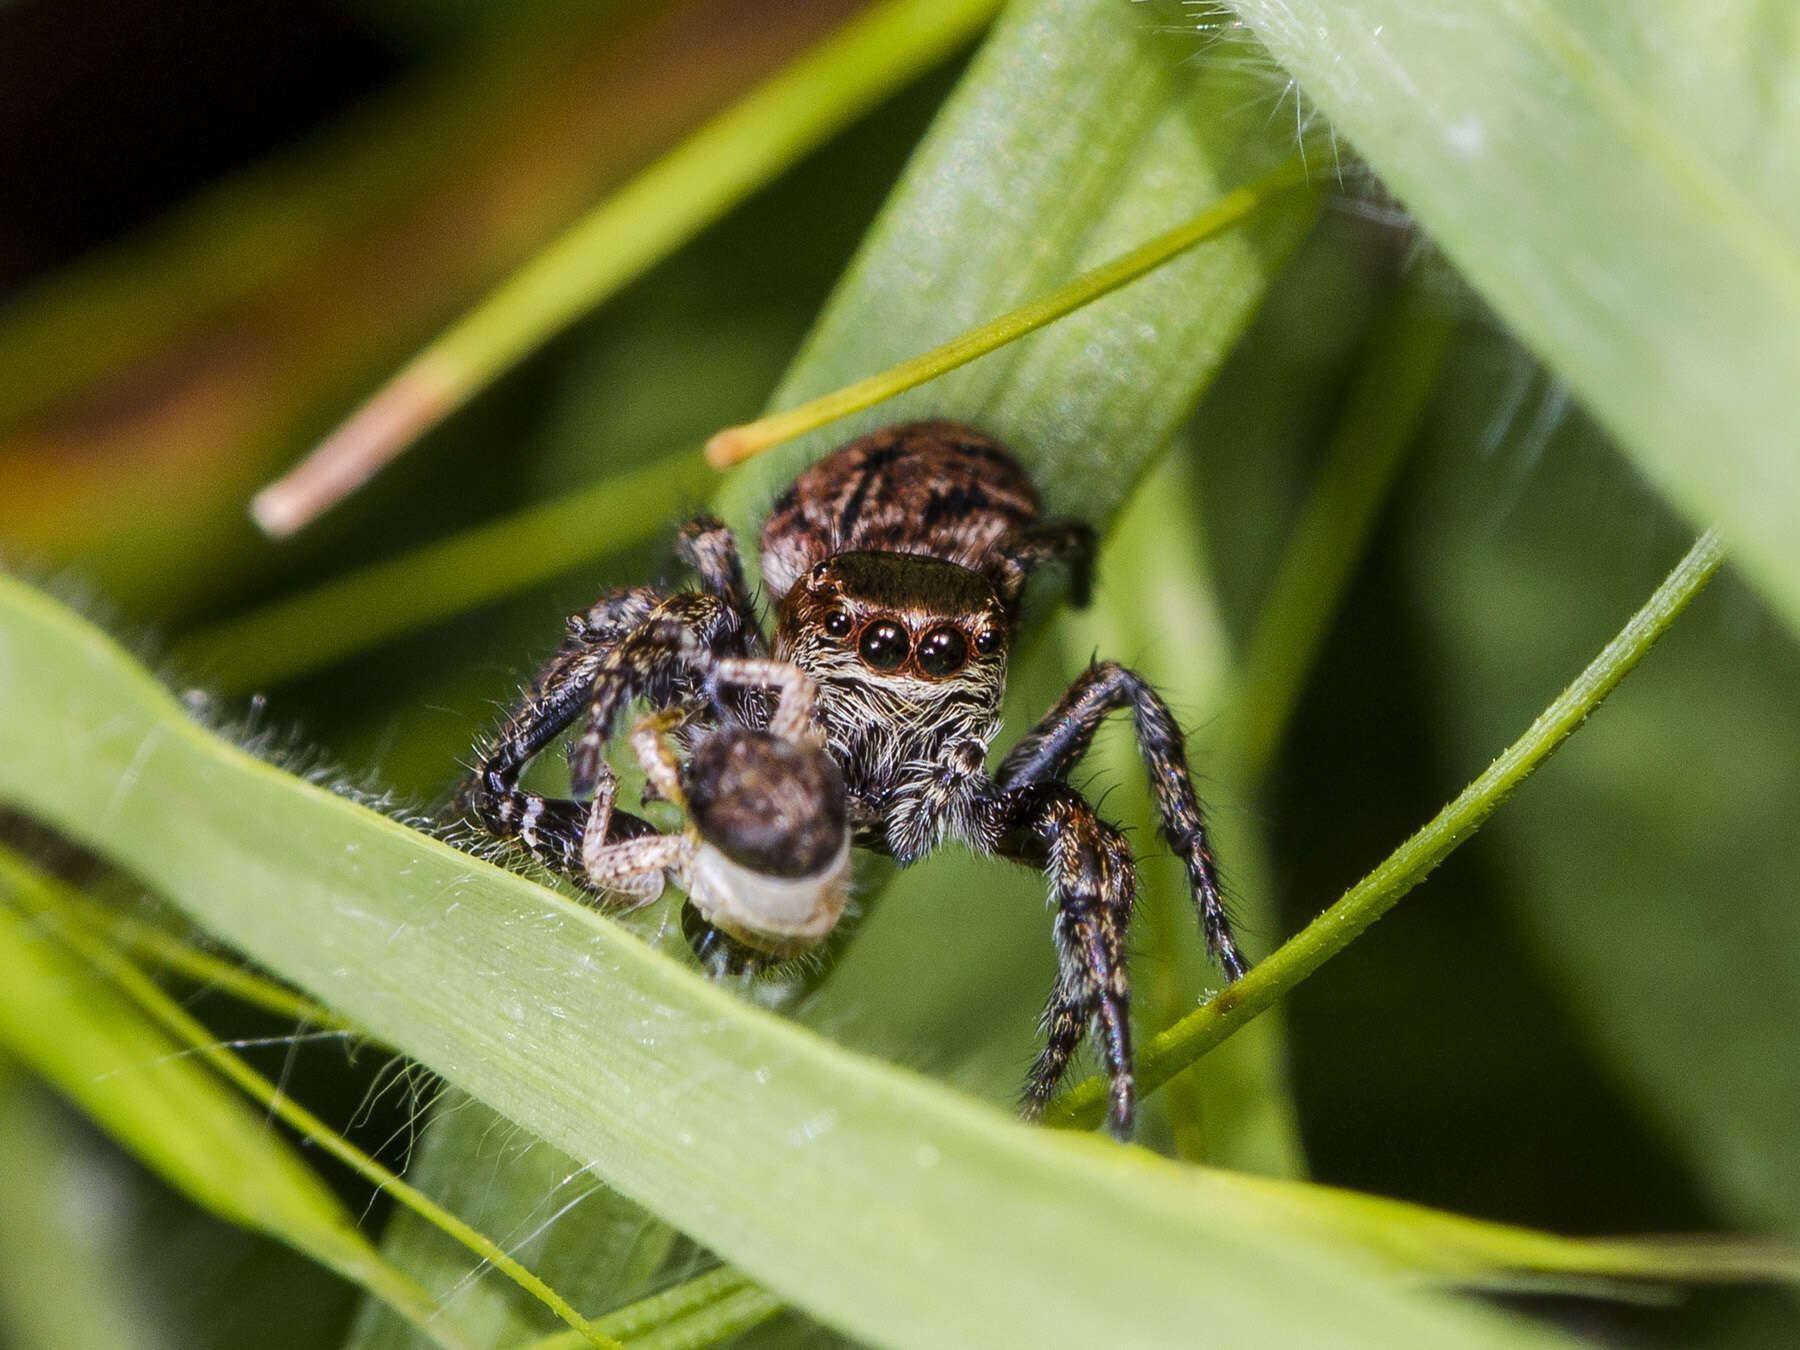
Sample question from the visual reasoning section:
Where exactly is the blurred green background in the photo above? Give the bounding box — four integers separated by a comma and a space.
1, 0, 1796, 1347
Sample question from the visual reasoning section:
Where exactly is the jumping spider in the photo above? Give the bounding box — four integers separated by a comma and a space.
468, 420, 1244, 1137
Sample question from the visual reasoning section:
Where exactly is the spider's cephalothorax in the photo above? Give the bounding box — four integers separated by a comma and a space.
467, 419, 1244, 1138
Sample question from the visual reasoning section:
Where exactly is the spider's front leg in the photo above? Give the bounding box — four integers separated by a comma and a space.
466, 587, 662, 876
566, 517, 765, 801
469, 512, 760, 883
997, 660, 1246, 981
986, 781, 1140, 1139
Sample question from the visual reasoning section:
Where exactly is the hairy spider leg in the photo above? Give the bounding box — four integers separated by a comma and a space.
563, 517, 765, 799
988, 782, 1139, 1138
708, 656, 821, 743
987, 518, 1096, 609
676, 514, 760, 630
996, 660, 1246, 981
467, 591, 663, 877
566, 591, 760, 801
473, 519, 767, 890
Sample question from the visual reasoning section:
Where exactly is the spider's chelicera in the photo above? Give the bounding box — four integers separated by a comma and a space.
466, 420, 1245, 1137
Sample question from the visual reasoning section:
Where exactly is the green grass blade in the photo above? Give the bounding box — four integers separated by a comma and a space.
513, 1268, 756, 1350
47, 884, 352, 1032
5, 572, 1794, 1345
613, 1286, 783, 1350
0, 863, 463, 1350
1, 852, 624, 1350
344, 1091, 675, 1350
0, 1062, 169, 1350
703, 159, 1317, 467
253, 0, 1000, 537
1189, 1170, 1799, 1296
1222, 0, 1800, 636
1223, 268, 1458, 777
175, 448, 714, 692
1050, 530, 1728, 1128
0, 570, 1610, 1350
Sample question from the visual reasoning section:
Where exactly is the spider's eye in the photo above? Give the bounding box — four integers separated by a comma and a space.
858, 619, 910, 671
821, 608, 853, 639
973, 628, 1002, 656
915, 626, 968, 677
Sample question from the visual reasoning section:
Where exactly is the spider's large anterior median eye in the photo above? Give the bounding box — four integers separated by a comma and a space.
821, 608, 853, 639
858, 619, 910, 670
915, 626, 968, 677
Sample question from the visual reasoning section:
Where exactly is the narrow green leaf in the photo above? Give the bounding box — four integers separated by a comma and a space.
45, 882, 351, 1032
1222, 0, 1800, 634
1223, 267, 1458, 776
0, 571, 1605, 1350
513, 1268, 757, 1350
0, 867, 461, 1349
703, 160, 1317, 467
345, 1091, 675, 1350
1200, 1169, 1800, 1295
0, 852, 622, 1350
0, 1062, 169, 1350
175, 448, 714, 692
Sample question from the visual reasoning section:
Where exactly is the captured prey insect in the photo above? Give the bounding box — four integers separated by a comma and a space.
466, 420, 1246, 1138
582, 659, 850, 968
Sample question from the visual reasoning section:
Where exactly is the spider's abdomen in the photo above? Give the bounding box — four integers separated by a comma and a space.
759, 420, 1040, 600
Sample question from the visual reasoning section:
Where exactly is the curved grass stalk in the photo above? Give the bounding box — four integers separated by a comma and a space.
516, 1269, 781, 1350
54, 872, 779, 1350
251, 0, 1000, 538
704, 159, 1318, 467
0, 859, 467, 1350
618, 1286, 783, 1350
0, 851, 626, 1350
1048, 528, 1729, 1129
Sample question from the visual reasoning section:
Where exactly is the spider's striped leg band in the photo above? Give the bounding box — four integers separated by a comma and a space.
997, 660, 1246, 982
567, 592, 759, 801
466, 589, 663, 882
676, 514, 759, 629
997, 782, 1139, 1139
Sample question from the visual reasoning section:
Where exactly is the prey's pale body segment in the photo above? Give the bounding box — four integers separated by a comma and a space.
582, 661, 851, 965
466, 420, 1245, 1137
